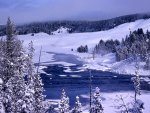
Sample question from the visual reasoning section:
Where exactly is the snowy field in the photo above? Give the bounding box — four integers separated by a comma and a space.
81, 91, 150, 113
87, 91, 150, 113
15, 19, 150, 113
49, 91, 150, 113
1, 18, 149, 113
13, 18, 150, 76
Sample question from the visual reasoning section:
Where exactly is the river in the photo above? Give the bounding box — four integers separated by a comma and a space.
39, 52, 149, 107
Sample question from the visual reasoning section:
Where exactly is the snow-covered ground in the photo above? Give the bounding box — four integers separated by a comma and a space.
1, 19, 150, 75
14, 18, 150, 76
52, 27, 70, 35
15, 19, 150, 113
1, 19, 149, 113
49, 91, 150, 113
88, 91, 150, 113
78, 53, 150, 76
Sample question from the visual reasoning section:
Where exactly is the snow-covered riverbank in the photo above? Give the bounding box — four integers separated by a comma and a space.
74, 52, 150, 76
21, 19, 150, 75
1, 18, 150, 75
48, 91, 150, 113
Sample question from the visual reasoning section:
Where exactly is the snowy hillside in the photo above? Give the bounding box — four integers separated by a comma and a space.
52, 27, 69, 35
15, 18, 150, 75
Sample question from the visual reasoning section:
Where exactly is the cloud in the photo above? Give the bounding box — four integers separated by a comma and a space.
0, 0, 150, 24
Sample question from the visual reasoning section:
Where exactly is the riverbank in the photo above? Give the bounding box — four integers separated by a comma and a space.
46, 90, 150, 113
73, 52, 150, 76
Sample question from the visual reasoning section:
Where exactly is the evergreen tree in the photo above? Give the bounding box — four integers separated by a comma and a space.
145, 48, 150, 70
132, 65, 141, 101
0, 78, 5, 113
90, 87, 103, 113
5, 74, 26, 113
33, 73, 45, 113
0, 18, 46, 113
26, 41, 45, 113
0, 38, 5, 80
23, 41, 36, 113
132, 99, 144, 113
72, 96, 82, 113
145, 55, 150, 70
77, 45, 88, 53
2, 17, 17, 83
59, 89, 70, 113
5, 33, 27, 113
131, 63, 144, 113
0, 18, 28, 113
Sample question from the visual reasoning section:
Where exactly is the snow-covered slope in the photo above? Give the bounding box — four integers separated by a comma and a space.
9, 19, 150, 75
52, 27, 69, 35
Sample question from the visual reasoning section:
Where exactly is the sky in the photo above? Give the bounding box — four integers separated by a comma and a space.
0, 0, 150, 24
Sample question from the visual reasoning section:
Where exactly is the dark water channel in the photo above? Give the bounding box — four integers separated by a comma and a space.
40, 52, 149, 107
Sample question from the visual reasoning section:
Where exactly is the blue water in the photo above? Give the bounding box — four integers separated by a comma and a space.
39, 52, 148, 107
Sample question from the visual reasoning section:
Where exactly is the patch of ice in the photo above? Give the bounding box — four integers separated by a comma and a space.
70, 75, 81, 78
59, 75, 67, 77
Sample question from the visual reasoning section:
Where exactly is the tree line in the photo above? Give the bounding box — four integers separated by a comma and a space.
0, 13, 150, 36
93, 28, 150, 70
77, 45, 88, 53
0, 18, 45, 113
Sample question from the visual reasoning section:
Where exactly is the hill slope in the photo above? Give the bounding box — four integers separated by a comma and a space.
12, 18, 150, 75
0, 13, 150, 36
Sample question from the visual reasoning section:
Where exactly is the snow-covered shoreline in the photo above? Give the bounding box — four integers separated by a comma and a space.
1, 18, 150, 76
74, 52, 150, 76
48, 90, 150, 113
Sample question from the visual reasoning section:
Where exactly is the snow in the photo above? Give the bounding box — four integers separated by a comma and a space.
59, 75, 67, 77
0, 19, 150, 113
46, 61, 76, 67
70, 75, 81, 78
82, 91, 150, 113
48, 91, 150, 113
64, 67, 84, 73
52, 27, 69, 35
19, 18, 150, 76
0, 78, 3, 84
81, 53, 150, 76
1, 19, 150, 75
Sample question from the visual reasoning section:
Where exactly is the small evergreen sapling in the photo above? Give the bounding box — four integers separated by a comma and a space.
90, 87, 103, 113
0, 78, 5, 113
72, 96, 82, 113
59, 89, 70, 113
131, 65, 144, 113
132, 65, 141, 101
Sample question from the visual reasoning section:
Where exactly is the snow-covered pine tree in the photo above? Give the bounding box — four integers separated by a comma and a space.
25, 41, 45, 113
131, 64, 144, 113
5, 33, 27, 113
59, 89, 70, 113
90, 87, 103, 113
0, 78, 5, 113
144, 36, 150, 70
23, 41, 36, 113
146, 56, 150, 69
33, 73, 45, 113
132, 65, 141, 101
0, 18, 27, 113
0, 38, 5, 81
3, 17, 17, 82
6, 73, 26, 113
72, 96, 82, 113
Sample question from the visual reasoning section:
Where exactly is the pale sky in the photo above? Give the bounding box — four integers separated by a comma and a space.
0, 0, 150, 24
